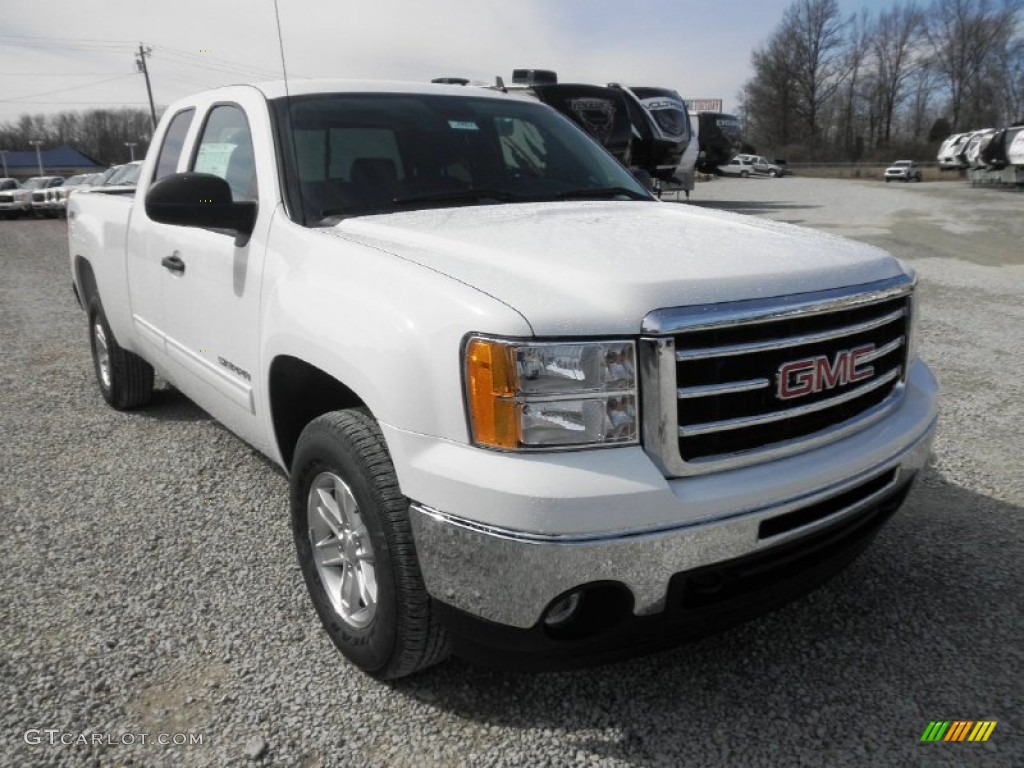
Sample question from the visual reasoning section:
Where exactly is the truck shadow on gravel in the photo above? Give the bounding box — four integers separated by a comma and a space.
135, 384, 214, 423
396, 465, 1021, 765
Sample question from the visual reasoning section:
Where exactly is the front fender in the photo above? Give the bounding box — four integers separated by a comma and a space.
260, 219, 532, 446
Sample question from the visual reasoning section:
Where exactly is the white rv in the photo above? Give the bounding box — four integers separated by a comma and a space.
937, 133, 966, 170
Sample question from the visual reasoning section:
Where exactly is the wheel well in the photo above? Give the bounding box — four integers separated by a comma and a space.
74, 256, 98, 310
269, 356, 366, 470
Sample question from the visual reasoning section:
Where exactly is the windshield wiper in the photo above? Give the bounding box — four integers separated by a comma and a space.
312, 189, 527, 225
554, 186, 651, 201
391, 188, 529, 206
312, 186, 646, 225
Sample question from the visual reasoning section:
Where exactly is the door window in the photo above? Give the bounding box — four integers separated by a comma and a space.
191, 105, 258, 202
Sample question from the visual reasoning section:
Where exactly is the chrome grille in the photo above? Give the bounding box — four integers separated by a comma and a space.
640, 275, 914, 476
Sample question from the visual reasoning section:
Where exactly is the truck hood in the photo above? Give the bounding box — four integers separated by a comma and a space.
321, 201, 905, 335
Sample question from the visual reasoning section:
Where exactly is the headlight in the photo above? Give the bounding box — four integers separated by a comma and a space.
464, 336, 639, 450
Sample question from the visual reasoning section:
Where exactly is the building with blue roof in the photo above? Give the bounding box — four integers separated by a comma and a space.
1, 144, 106, 180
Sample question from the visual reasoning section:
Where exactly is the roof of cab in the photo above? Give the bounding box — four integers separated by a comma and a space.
235, 79, 516, 101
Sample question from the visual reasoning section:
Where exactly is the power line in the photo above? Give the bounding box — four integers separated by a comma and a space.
151, 46, 282, 80
0, 73, 130, 77
0, 33, 294, 80
0, 32, 138, 43
0, 40, 136, 52
0, 100, 151, 105
0, 75, 136, 103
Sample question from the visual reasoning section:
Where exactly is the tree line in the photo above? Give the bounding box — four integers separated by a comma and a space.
0, 109, 157, 166
740, 0, 1024, 161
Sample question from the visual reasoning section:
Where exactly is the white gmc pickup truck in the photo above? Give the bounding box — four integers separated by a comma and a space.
68, 81, 938, 678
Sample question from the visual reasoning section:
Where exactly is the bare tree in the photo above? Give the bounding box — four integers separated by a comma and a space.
739, 0, 1022, 158
742, 29, 799, 150
0, 108, 155, 164
840, 10, 873, 157
926, 0, 1024, 130
873, 3, 926, 145
908, 62, 941, 140
994, 35, 1024, 120
785, 0, 851, 144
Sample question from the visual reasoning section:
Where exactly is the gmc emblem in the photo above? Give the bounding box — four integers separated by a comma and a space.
776, 344, 876, 400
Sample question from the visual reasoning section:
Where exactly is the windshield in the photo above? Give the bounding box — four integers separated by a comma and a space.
105, 163, 141, 186
274, 92, 651, 225
714, 116, 742, 144
92, 168, 118, 185
631, 87, 689, 142
0, 179, 17, 190
24, 178, 48, 189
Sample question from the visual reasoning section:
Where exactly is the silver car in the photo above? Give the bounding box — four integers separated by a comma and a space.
884, 160, 922, 182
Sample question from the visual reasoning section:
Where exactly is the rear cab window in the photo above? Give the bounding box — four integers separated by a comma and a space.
153, 109, 195, 182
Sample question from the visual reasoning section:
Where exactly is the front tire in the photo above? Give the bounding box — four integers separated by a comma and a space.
291, 410, 449, 679
88, 297, 154, 410
740, 171, 749, 178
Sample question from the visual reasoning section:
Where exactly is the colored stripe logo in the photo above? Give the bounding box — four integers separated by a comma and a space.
920, 721, 997, 742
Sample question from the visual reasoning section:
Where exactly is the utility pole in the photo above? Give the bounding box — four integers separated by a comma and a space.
29, 140, 44, 175
124, 142, 137, 162
135, 44, 157, 131
0, 150, 8, 178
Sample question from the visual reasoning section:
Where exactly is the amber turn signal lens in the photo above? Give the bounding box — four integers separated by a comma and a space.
465, 338, 520, 449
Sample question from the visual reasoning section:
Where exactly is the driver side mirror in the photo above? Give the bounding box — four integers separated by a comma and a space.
145, 172, 257, 245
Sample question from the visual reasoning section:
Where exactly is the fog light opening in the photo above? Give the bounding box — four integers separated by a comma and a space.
541, 582, 634, 641
543, 592, 583, 628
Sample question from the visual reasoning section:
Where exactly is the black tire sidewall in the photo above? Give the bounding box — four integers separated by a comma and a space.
291, 420, 399, 674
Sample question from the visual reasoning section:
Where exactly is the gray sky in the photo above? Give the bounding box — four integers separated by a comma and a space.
0, 0, 895, 128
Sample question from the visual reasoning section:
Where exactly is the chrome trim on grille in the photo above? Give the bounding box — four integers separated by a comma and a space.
860, 336, 904, 363
674, 308, 906, 361
640, 275, 915, 477
677, 378, 770, 399
679, 367, 902, 437
643, 274, 914, 334
680, 386, 906, 473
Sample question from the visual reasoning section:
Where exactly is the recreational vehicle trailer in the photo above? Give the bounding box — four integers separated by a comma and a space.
439, 71, 696, 197
695, 112, 743, 174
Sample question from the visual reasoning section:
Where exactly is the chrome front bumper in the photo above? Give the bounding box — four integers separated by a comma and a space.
409, 419, 936, 629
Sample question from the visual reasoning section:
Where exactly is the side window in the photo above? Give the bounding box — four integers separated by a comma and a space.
191, 105, 258, 202
153, 109, 195, 182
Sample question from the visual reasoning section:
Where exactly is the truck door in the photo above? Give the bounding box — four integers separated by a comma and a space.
126, 106, 196, 365
145, 98, 272, 448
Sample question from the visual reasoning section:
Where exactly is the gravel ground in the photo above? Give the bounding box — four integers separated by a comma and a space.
1, 179, 1021, 768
